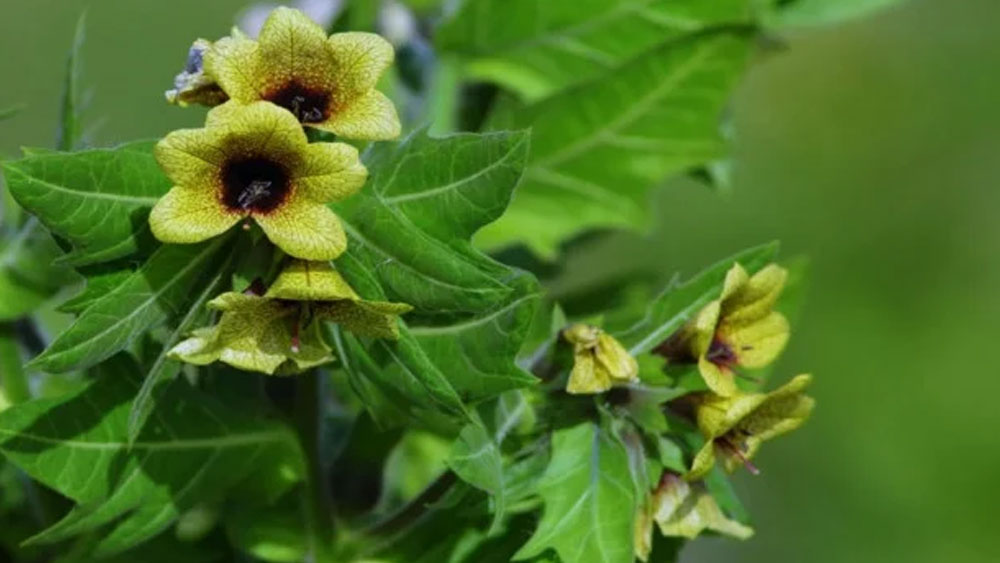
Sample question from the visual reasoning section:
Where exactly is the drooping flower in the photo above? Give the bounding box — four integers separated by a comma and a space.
562, 324, 638, 394
204, 7, 401, 140
651, 472, 753, 540
686, 374, 815, 480
150, 101, 367, 260
657, 263, 790, 397
170, 259, 411, 374
165, 38, 228, 107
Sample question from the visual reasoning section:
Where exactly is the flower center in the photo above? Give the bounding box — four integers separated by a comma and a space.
705, 338, 738, 368
220, 157, 291, 214
266, 81, 331, 124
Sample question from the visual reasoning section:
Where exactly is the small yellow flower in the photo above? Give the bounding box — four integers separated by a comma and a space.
150, 101, 367, 260
165, 38, 228, 107
659, 263, 790, 397
652, 472, 753, 540
563, 324, 638, 394
170, 260, 411, 375
686, 374, 815, 480
204, 7, 401, 140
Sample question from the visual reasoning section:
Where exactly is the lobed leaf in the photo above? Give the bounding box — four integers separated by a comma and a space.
27, 237, 231, 373
332, 130, 541, 429
476, 31, 752, 257
438, 0, 752, 101
514, 422, 636, 563
1, 140, 168, 267
0, 354, 303, 557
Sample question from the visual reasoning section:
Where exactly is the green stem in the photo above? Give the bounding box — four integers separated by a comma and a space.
294, 371, 335, 562
0, 323, 30, 404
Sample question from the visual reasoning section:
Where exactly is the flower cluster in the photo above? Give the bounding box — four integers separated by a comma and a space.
562, 262, 815, 551
152, 7, 407, 374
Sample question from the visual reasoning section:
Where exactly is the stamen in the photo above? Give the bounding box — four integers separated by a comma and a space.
238, 179, 273, 210
243, 278, 267, 296
290, 320, 301, 354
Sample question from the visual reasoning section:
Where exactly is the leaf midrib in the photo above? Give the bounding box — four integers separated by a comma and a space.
0, 427, 289, 451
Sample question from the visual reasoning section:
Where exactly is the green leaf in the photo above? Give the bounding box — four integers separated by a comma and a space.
1, 141, 168, 267
515, 422, 635, 563
0, 354, 303, 557
438, 0, 752, 101
331, 130, 540, 428
448, 422, 506, 532
475, 32, 752, 257
58, 13, 86, 151
769, 0, 906, 27
57, 266, 134, 314
27, 237, 230, 373
127, 253, 236, 445
0, 218, 79, 320
610, 242, 779, 355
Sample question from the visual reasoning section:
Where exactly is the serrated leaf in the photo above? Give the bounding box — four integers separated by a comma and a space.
57, 266, 134, 314
0, 354, 303, 557
438, 0, 752, 101
475, 31, 752, 257
610, 242, 779, 356
515, 422, 635, 563
27, 237, 230, 373
127, 254, 235, 445
331, 130, 540, 428
1, 141, 168, 267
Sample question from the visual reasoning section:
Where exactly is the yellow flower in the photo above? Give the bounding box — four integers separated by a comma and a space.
204, 7, 401, 140
165, 38, 228, 107
150, 101, 367, 260
170, 260, 411, 375
660, 263, 790, 397
686, 374, 815, 480
563, 324, 638, 394
652, 473, 753, 540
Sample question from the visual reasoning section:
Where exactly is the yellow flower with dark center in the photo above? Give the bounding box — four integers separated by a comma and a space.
204, 7, 401, 140
658, 263, 790, 397
651, 472, 753, 541
686, 374, 815, 480
563, 324, 638, 394
150, 101, 367, 260
170, 260, 411, 375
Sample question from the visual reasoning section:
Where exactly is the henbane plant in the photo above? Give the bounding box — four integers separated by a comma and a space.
0, 1, 900, 561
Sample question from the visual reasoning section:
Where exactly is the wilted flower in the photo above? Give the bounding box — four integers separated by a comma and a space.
165, 38, 228, 107
687, 374, 815, 480
651, 472, 753, 540
657, 263, 790, 397
563, 324, 638, 394
150, 101, 367, 260
170, 259, 411, 374
204, 6, 401, 140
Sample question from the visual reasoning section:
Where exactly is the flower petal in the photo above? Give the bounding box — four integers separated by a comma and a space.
295, 142, 368, 203
203, 32, 262, 103
722, 311, 789, 369
207, 101, 309, 162
566, 351, 611, 394
315, 300, 409, 339
318, 90, 401, 141
258, 6, 335, 88
655, 475, 753, 539
149, 186, 240, 244
595, 332, 639, 384
155, 127, 226, 187
685, 442, 717, 481
266, 259, 359, 301
697, 355, 739, 398
327, 32, 394, 95
254, 199, 347, 260
721, 264, 787, 324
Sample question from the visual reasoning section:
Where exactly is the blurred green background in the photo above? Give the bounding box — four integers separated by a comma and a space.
2, 0, 998, 561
